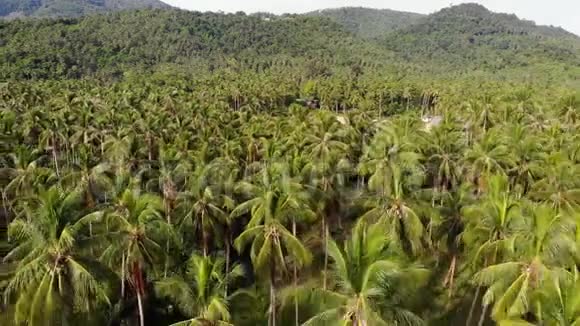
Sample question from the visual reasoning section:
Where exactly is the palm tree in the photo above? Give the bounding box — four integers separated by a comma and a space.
177, 160, 230, 257
61, 148, 111, 208
38, 115, 68, 179
155, 254, 244, 326
557, 94, 579, 125
1, 146, 52, 205
462, 174, 524, 325
3, 186, 111, 326
101, 187, 174, 326
505, 124, 544, 194
540, 268, 580, 325
360, 163, 425, 255
296, 218, 427, 326
462, 130, 515, 193
530, 153, 580, 213
232, 164, 312, 326
422, 118, 465, 196
141, 143, 191, 218
302, 111, 354, 290
474, 204, 576, 322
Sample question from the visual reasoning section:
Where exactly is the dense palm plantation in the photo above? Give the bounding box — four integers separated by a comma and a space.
1, 68, 579, 326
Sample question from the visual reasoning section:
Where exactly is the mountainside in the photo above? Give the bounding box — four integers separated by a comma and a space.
306, 7, 424, 38
0, 9, 385, 79
0, 4, 578, 83
382, 3, 580, 73
0, 0, 170, 18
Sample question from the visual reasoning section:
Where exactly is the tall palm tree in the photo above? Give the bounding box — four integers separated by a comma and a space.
1, 146, 52, 205
297, 218, 427, 326
61, 148, 111, 208
302, 111, 353, 290
540, 268, 580, 325
530, 153, 580, 213
101, 187, 174, 326
462, 130, 515, 193
232, 164, 312, 326
360, 163, 425, 255
474, 205, 576, 322
505, 124, 544, 194
421, 118, 465, 196
155, 254, 244, 326
462, 174, 524, 325
177, 160, 230, 257
3, 186, 111, 326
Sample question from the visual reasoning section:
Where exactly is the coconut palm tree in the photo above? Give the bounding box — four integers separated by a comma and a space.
540, 268, 580, 325
360, 163, 425, 255
61, 148, 111, 209
505, 124, 544, 194
474, 205, 576, 322
530, 153, 580, 213
3, 186, 111, 326
101, 187, 175, 326
154, 254, 244, 326
176, 160, 230, 257
232, 163, 312, 326
297, 218, 427, 326
462, 130, 515, 193
462, 174, 524, 325
1, 146, 52, 203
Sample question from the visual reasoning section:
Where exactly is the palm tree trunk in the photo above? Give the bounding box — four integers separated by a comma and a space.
379, 93, 383, 117
133, 262, 146, 326
224, 229, 231, 297
137, 290, 145, 326
466, 286, 481, 326
121, 252, 126, 298
165, 200, 171, 277
52, 144, 60, 179
292, 218, 299, 326
444, 255, 457, 299
201, 211, 209, 257
269, 259, 277, 326
322, 216, 328, 290
477, 304, 488, 326
202, 228, 209, 257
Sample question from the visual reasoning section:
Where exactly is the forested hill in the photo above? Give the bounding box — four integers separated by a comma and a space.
0, 9, 385, 79
0, 4, 579, 82
382, 3, 580, 75
0, 0, 170, 18
306, 7, 424, 39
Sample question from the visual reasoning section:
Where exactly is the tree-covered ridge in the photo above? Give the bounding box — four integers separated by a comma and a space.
0, 9, 387, 79
0, 0, 170, 18
306, 7, 424, 39
382, 3, 580, 73
0, 5, 579, 84
413, 3, 577, 39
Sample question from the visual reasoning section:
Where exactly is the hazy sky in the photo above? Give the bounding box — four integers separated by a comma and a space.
163, 0, 580, 35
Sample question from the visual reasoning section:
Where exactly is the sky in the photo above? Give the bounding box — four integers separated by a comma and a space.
162, 0, 580, 36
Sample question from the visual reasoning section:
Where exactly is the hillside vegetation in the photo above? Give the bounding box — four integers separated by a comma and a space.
1, 3, 580, 326
0, 9, 387, 79
0, 0, 169, 18
382, 4, 580, 81
0, 5, 578, 84
307, 7, 424, 38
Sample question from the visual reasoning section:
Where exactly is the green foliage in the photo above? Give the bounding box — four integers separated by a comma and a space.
306, 7, 424, 39
0, 0, 169, 18
0, 5, 578, 84
381, 3, 580, 81
1, 3, 580, 326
